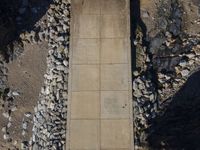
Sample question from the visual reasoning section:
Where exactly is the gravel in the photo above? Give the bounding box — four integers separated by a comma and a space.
30, 0, 71, 149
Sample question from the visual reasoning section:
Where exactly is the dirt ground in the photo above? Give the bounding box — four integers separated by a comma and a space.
0, 42, 48, 149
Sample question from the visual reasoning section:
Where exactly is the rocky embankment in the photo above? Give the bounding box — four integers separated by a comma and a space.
133, 0, 200, 149
0, 0, 70, 149
30, 0, 70, 149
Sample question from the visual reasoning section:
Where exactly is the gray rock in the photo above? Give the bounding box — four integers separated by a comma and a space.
22, 121, 28, 130
2, 112, 10, 118
179, 60, 187, 67
133, 89, 142, 98
24, 112, 32, 118
56, 65, 65, 71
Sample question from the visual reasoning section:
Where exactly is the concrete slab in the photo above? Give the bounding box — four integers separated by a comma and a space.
72, 38, 100, 64
68, 0, 133, 149
101, 15, 127, 38
101, 91, 129, 119
71, 91, 100, 119
101, 0, 127, 14
101, 38, 128, 64
73, 15, 100, 38
72, 0, 100, 15
70, 120, 100, 149
101, 64, 128, 90
101, 120, 130, 149
72, 65, 99, 91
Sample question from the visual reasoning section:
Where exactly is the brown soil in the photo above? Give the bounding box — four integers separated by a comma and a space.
0, 42, 48, 149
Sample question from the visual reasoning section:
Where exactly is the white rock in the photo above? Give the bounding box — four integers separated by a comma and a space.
2, 112, 9, 118
62, 91, 68, 98
179, 60, 187, 67
22, 130, 26, 136
3, 134, 9, 140
45, 87, 50, 95
189, 59, 194, 65
12, 91, 20, 96
63, 60, 68, 66
48, 102, 54, 109
149, 94, 155, 101
11, 106, 17, 112
57, 36, 65, 41
133, 70, 139, 76
22, 121, 28, 129
186, 53, 195, 58
24, 112, 32, 118
7, 122, 11, 128
1, 127, 6, 133
164, 75, 171, 80
57, 65, 65, 71
181, 69, 189, 77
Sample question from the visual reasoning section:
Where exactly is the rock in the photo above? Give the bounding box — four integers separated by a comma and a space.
57, 36, 65, 42
186, 53, 195, 58
3, 133, 9, 140
133, 89, 142, 97
62, 91, 68, 98
32, 143, 39, 150
56, 65, 65, 71
149, 94, 155, 101
179, 60, 187, 67
22, 130, 26, 136
11, 106, 17, 112
24, 112, 32, 118
45, 87, 50, 95
2, 112, 10, 118
142, 11, 150, 18
1, 127, 7, 133
22, 121, 28, 130
12, 91, 20, 96
150, 37, 165, 53
189, 59, 195, 65
138, 82, 145, 90
38, 32, 45, 41
165, 31, 172, 38
63, 60, 68, 66
13, 140, 18, 145
7, 122, 11, 128
158, 18, 168, 30
181, 69, 190, 77
133, 70, 139, 77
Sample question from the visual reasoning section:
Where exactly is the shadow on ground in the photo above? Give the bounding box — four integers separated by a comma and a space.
148, 70, 200, 150
0, 0, 52, 62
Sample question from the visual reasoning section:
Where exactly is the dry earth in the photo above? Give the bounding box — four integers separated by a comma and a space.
0, 42, 48, 149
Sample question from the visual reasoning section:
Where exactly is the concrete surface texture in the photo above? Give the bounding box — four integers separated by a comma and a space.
67, 0, 133, 149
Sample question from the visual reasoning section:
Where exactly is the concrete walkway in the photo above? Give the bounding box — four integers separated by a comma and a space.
67, 0, 133, 149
